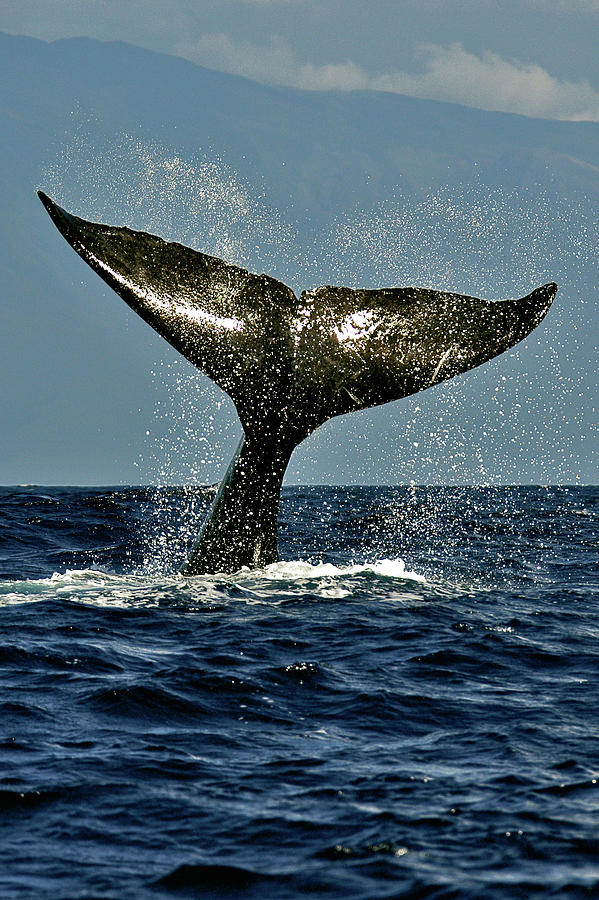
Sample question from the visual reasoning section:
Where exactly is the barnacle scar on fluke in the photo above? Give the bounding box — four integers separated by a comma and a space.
37, 190, 557, 575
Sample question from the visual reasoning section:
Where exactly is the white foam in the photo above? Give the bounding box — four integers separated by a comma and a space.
242, 558, 425, 583
0, 558, 425, 609
0, 569, 163, 609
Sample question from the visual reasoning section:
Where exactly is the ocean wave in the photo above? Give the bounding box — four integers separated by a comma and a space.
0, 558, 425, 609
0, 486, 596, 899
240, 558, 425, 583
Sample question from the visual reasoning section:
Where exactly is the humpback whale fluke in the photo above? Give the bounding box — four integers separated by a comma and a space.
37, 190, 557, 574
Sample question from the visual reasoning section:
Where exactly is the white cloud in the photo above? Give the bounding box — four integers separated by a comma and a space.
180, 33, 369, 91
374, 43, 599, 121
178, 33, 599, 121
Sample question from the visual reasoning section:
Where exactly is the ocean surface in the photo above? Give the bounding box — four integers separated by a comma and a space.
0, 484, 598, 899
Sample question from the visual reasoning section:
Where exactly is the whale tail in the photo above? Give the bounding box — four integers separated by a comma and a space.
37, 191, 557, 573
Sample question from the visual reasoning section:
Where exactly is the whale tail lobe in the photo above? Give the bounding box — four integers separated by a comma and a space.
38, 191, 557, 573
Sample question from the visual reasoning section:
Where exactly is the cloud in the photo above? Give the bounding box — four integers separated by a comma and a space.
182, 33, 369, 91
179, 34, 599, 121
374, 43, 599, 122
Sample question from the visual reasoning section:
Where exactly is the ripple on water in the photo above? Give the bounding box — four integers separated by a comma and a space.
0, 487, 597, 899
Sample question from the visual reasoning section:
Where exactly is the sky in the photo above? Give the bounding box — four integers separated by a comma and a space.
3, 0, 599, 121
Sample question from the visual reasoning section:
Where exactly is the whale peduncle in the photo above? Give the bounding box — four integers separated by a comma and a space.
181, 432, 295, 575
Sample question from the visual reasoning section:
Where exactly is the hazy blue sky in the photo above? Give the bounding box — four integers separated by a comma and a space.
3, 0, 599, 120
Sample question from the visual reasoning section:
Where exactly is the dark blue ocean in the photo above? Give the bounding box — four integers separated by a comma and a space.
0, 484, 598, 899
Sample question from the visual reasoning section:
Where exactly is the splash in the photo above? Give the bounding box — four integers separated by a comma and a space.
43, 129, 296, 572
289, 184, 597, 487
0, 560, 425, 610
133, 362, 239, 574
43, 129, 295, 275
243, 558, 425, 583
42, 132, 597, 574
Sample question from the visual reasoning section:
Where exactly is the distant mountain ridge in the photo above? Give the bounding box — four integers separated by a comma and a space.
3, 30, 599, 218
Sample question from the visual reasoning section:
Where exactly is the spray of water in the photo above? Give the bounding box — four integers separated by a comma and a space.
43, 131, 598, 572
289, 184, 596, 490
44, 129, 298, 571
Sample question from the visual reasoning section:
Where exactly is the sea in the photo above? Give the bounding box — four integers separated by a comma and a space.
0, 483, 597, 899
